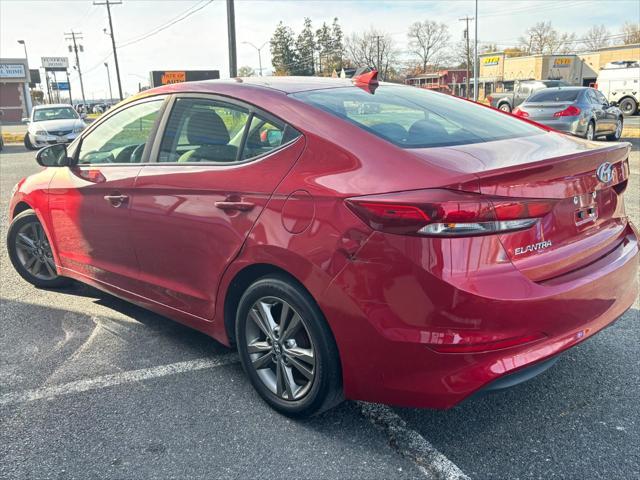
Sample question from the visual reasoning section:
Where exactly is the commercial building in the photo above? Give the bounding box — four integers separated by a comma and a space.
0, 58, 32, 122
475, 43, 640, 100
405, 69, 468, 96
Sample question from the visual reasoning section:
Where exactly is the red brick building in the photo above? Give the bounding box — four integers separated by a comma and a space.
405, 69, 469, 97
1, 58, 32, 122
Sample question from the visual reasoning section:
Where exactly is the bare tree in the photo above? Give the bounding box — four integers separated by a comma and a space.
583, 25, 610, 51
621, 22, 640, 45
407, 20, 450, 73
519, 21, 576, 55
344, 29, 397, 80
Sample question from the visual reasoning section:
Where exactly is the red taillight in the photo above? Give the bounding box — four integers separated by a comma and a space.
553, 105, 581, 117
346, 189, 555, 237
512, 107, 529, 117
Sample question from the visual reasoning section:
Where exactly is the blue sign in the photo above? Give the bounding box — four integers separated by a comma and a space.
52, 82, 70, 91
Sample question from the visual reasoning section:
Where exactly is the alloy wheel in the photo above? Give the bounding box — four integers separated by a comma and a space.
14, 221, 57, 281
586, 124, 595, 141
245, 296, 316, 401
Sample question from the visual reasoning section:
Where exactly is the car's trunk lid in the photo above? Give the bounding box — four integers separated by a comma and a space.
414, 132, 631, 282
519, 102, 575, 120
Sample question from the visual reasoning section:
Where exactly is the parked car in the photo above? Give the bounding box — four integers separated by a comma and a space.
23, 104, 87, 150
7, 77, 637, 417
487, 79, 570, 112
596, 61, 640, 116
513, 87, 623, 141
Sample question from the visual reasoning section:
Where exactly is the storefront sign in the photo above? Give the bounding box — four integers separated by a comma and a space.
553, 57, 572, 68
483, 56, 501, 66
0, 64, 26, 79
150, 70, 220, 87
42, 56, 69, 71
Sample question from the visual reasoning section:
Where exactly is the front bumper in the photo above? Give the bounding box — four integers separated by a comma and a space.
31, 132, 80, 147
323, 223, 639, 409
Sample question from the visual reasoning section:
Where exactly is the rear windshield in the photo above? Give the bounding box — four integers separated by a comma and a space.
528, 89, 581, 102
292, 85, 543, 148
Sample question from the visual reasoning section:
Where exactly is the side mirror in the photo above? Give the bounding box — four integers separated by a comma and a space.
266, 129, 283, 147
80, 113, 87, 119
36, 144, 71, 167
22, 117, 30, 124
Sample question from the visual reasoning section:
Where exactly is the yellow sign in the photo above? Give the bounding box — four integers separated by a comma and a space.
553, 58, 572, 68
483, 56, 500, 66
161, 71, 186, 85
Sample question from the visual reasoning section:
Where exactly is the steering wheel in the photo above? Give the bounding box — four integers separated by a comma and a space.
130, 143, 145, 163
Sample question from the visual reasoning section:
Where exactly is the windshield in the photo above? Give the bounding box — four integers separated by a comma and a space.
33, 107, 78, 122
528, 90, 581, 102
292, 85, 544, 148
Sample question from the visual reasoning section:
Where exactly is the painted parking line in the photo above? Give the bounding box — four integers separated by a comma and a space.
0, 353, 239, 406
358, 402, 471, 480
1, 352, 469, 479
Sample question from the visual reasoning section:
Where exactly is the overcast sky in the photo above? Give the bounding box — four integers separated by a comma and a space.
1, 0, 638, 100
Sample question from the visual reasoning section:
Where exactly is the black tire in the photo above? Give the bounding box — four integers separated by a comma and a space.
498, 103, 512, 113
606, 117, 623, 141
236, 274, 342, 417
24, 134, 36, 151
618, 97, 637, 117
584, 121, 596, 141
7, 209, 70, 289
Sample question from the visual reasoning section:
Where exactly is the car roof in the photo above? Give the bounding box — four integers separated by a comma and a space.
533, 86, 588, 92
33, 103, 73, 109
150, 76, 359, 95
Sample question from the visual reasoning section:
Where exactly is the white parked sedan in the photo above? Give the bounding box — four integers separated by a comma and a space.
23, 104, 86, 150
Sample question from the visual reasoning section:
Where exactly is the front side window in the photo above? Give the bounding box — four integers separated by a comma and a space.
33, 107, 78, 122
77, 99, 164, 165
293, 85, 544, 148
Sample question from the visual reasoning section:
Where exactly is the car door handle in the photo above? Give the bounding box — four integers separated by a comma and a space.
104, 194, 129, 208
214, 201, 255, 212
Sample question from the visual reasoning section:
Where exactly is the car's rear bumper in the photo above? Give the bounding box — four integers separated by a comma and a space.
323, 223, 639, 409
529, 116, 588, 136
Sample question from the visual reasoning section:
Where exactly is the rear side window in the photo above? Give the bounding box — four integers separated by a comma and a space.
159, 98, 299, 163
528, 90, 581, 102
293, 85, 543, 148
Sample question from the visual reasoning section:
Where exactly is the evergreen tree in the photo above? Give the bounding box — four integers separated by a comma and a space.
270, 21, 298, 75
330, 17, 344, 70
315, 22, 332, 75
295, 17, 316, 76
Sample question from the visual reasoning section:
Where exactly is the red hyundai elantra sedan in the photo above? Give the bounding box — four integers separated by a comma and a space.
7, 76, 638, 417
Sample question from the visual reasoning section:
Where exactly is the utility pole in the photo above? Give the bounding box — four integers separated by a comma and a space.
104, 62, 114, 103
473, 0, 479, 102
227, 0, 237, 77
373, 35, 383, 79
94, 0, 123, 100
65, 31, 87, 107
459, 16, 474, 99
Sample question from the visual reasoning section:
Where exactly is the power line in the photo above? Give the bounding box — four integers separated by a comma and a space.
117, 0, 214, 49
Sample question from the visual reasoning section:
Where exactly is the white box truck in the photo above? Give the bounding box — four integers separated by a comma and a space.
596, 61, 640, 116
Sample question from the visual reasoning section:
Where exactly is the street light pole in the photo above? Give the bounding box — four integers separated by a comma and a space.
104, 62, 114, 103
94, 0, 123, 100
242, 41, 267, 76
227, 0, 237, 77
473, 0, 479, 102
17, 40, 33, 114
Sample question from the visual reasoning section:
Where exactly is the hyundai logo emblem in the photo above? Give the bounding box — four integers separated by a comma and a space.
596, 162, 614, 183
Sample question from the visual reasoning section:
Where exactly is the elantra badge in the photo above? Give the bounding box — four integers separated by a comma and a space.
515, 240, 552, 256
596, 162, 614, 183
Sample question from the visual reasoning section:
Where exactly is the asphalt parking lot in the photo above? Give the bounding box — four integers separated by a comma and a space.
1, 139, 638, 480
